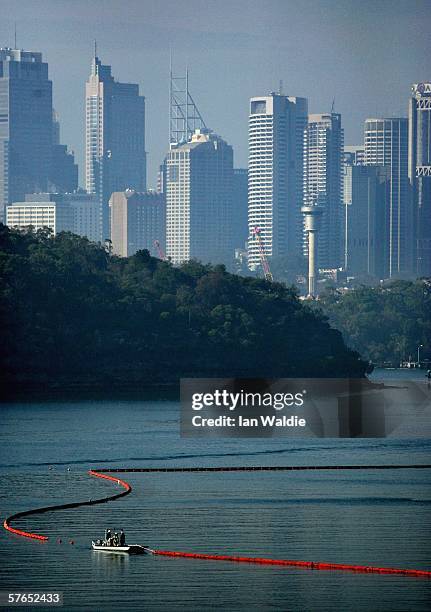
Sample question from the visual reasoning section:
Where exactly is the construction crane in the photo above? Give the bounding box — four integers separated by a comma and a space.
154, 240, 167, 261
252, 226, 273, 282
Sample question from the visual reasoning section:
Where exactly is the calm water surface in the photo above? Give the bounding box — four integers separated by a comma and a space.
0, 369, 430, 611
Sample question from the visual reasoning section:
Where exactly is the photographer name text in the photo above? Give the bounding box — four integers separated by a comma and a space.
192, 414, 306, 428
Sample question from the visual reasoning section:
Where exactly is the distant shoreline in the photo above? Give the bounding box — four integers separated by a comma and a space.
0, 380, 181, 403
4, 368, 424, 403
0, 374, 388, 403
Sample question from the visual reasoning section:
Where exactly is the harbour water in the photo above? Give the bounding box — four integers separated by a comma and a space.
0, 369, 430, 611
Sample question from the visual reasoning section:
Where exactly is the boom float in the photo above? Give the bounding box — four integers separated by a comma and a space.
152, 549, 431, 577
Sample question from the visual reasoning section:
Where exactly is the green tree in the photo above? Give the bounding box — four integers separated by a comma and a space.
317, 281, 431, 366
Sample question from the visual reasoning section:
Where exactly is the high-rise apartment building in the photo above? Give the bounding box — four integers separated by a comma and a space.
304, 113, 344, 268
409, 83, 431, 277
0, 48, 53, 221
110, 190, 165, 258
343, 161, 390, 278
247, 93, 308, 270
166, 129, 233, 265
85, 53, 146, 241
364, 117, 411, 277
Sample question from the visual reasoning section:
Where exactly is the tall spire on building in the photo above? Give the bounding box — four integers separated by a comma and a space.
91, 40, 100, 76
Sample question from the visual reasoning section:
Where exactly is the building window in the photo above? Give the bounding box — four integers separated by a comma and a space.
169, 165, 179, 182
251, 101, 266, 114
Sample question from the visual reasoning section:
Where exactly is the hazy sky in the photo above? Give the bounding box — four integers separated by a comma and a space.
1, 0, 430, 187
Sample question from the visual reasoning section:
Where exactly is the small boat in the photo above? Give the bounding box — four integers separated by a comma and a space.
92, 541, 153, 555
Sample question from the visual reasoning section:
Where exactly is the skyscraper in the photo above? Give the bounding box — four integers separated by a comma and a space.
343, 161, 389, 278
409, 83, 431, 277
110, 190, 165, 258
0, 48, 53, 221
166, 129, 233, 265
364, 117, 411, 277
304, 113, 344, 269
247, 93, 308, 270
85, 52, 146, 241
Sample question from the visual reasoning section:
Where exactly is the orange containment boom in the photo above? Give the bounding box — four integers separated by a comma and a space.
3, 470, 131, 541
153, 549, 431, 578
3, 467, 431, 578
88, 470, 132, 492
3, 517, 48, 541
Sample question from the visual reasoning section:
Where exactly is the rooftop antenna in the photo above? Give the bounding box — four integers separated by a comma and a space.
94, 39, 97, 59
186, 64, 189, 136
169, 49, 173, 146
331, 97, 335, 114
279, 79, 283, 95
169, 62, 207, 147
14, 22, 17, 49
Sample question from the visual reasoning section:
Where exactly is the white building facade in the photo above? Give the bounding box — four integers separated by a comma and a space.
7, 192, 101, 242
304, 113, 344, 269
247, 93, 307, 270
6, 200, 72, 234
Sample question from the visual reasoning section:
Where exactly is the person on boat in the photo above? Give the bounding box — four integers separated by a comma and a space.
119, 530, 126, 546
105, 529, 112, 545
113, 532, 119, 546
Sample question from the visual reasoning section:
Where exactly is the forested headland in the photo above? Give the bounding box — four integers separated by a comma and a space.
317, 282, 431, 367
0, 225, 367, 395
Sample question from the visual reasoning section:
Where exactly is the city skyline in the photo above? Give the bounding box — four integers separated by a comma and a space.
1, 0, 430, 284
1, 0, 430, 186
2, 42, 429, 279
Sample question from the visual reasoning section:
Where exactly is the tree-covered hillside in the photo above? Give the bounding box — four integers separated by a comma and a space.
317, 282, 431, 367
0, 225, 367, 392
